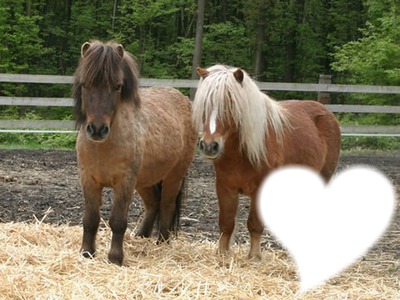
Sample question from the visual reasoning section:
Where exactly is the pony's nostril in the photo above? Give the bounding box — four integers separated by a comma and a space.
199, 140, 220, 156
211, 141, 219, 153
199, 140, 206, 152
99, 125, 109, 137
86, 123, 109, 140
86, 123, 95, 135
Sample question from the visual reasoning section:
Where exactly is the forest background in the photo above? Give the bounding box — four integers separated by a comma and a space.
0, 0, 399, 149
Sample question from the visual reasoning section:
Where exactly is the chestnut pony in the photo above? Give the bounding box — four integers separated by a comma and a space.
72, 40, 197, 265
193, 65, 341, 260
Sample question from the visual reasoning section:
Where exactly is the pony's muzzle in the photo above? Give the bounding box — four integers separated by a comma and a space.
199, 140, 221, 159
86, 122, 110, 142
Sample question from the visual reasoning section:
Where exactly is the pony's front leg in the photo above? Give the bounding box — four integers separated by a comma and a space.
247, 194, 264, 260
216, 183, 239, 255
81, 181, 103, 258
108, 181, 135, 265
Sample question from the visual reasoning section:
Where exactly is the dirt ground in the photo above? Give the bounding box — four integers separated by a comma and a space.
0, 149, 399, 262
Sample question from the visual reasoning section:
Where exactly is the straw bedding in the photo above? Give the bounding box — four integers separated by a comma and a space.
0, 216, 398, 299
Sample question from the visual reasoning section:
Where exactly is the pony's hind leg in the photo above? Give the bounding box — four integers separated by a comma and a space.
317, 113, 341, 182
136, 184, 162, 238
108, 181, 135, 265
81, 182, 103, 258
320, 142, 341, 182
247, 194, 264, 260
216, 183, 239, 255
157, 177, 185, 242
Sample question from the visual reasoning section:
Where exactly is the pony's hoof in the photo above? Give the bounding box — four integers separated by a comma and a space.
81, 249, 95, 259
108, 251, 123, 266
216, 244, 232, 256
135, 233, 150, 239
156, 232, 171, 244
247, 252, 262, 261
135, 227, 152, 238
216, 248, 231, 257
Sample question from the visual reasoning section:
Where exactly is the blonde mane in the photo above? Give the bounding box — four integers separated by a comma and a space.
193, 65, 289, 167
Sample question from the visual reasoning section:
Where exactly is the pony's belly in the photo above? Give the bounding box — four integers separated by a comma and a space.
215, 163, 265, 197
78, 149, 180, 189
136, 159, 178, 188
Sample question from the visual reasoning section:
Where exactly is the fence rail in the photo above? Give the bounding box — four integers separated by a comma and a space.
0, 73, 399, 136
3, 73, 400, 94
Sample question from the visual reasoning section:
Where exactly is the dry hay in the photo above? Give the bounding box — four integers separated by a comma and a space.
0, 216, 399, 300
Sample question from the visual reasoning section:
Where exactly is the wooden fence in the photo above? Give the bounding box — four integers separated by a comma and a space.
0, 73, 399, 137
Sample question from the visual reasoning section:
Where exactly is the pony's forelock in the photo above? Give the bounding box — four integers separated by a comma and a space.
193, 65, 289, 168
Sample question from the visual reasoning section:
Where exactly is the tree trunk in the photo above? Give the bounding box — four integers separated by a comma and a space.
253, 0, 269, 81
112, 0, 118, 32
190, 0, 206, 100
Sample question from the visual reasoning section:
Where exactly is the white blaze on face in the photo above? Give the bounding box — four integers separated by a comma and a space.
209, 109, 218, 134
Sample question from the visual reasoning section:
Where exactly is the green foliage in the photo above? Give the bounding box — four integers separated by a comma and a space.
0, 103, 72, 123
337, 112, 399, 126
341, 136, 400, 152
332, 0, 400, 86
0, 0, 53, 74
0, 0, 370, 83
201, 22, 251, 68
0, 132, 76, 150
0, 106, 19, 119
289, 0, 328, 82
115, 0, 197, 78
330, 0, 400, 149
69, 1, 114, 43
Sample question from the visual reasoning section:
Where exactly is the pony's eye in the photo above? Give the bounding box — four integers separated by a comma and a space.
114, 84, 122, 91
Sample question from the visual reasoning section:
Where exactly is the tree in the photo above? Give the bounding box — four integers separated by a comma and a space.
332, 0, 400, 87
243, 0, 328, 83
201, 22, 251, 68
0, 0, 51, 75
116, 0, 198, 77
190, 0, 205, 99
0, 0, 54, 105
331, 0, 399, 128
246, 0, 271, 81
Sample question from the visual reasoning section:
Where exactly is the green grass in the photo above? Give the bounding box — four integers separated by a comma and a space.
0, 132, 76, 150
0, 143, 74, 150
341, 136, 400, 152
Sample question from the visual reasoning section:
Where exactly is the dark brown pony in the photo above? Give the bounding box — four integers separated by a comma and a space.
72, 40, 197, 265
193, 65, 341, 260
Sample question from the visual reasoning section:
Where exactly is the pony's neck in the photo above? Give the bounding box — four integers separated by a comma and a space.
109, 102, 142, 141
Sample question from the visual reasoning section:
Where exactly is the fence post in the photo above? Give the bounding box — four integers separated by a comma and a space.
318, 74, 332, 104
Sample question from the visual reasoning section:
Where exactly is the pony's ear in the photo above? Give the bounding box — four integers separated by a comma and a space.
116, 44, 124, 59
196, 67, 209, 78
233, 69, 244, 84
81, 42, 91, 58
